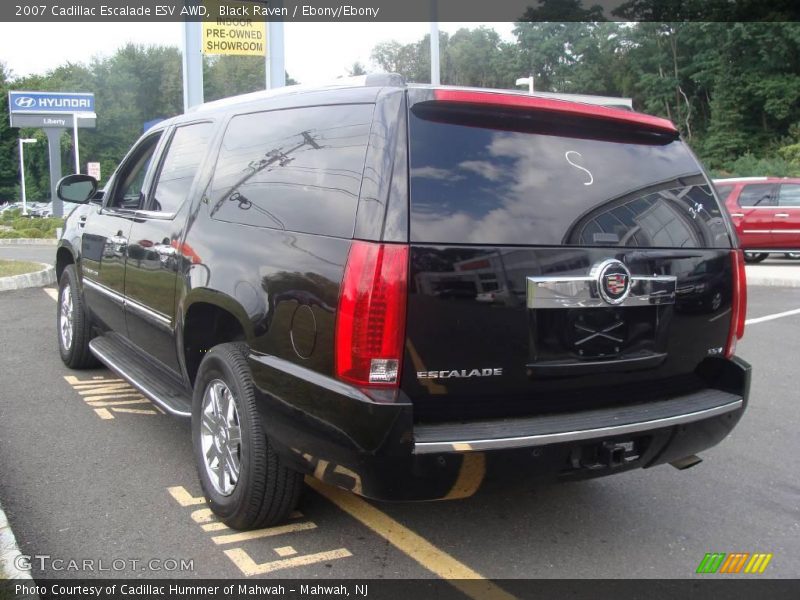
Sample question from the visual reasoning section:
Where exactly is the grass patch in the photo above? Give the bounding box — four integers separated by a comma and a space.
0, 259, 43, 277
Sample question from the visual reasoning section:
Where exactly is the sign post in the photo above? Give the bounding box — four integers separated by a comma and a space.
17, 138, 37, 216
8, 91, 96, 218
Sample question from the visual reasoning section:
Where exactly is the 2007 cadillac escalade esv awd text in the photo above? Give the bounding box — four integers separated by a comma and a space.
54, 75, 750, 530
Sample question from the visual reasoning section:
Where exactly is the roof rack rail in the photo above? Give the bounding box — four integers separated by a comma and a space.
187, 72, 405, 113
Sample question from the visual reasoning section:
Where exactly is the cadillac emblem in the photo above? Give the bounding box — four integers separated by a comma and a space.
591, 259, 632, 305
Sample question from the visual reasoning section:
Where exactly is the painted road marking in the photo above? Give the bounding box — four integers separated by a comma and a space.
43, 288, 58, 302
168, 485, 351, 577
64, 375, 163, 419
223, 547, 353, 577
211, 522, 317, 545
746, 307, 800, 325
306, 477, 516, 600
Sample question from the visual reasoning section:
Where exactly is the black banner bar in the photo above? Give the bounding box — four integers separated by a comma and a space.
2, 0, 800, 23
2, 579, 800, 600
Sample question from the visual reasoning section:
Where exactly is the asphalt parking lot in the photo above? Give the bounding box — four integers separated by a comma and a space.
0, 276, 798, 587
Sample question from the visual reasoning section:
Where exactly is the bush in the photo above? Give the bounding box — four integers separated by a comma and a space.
11, 218, 30, 230
1, 209, 21, 221
17, 228, 44, 239
715, 152, 800, 178
0, 230, 22, 239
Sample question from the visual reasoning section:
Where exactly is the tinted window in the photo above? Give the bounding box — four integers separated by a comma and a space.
737, 184, 774, 207
714, 184, 733, 201
209, 104, 373, 237
110, 133, 162, 210
151, 122, 214, 214
777, 184, 800, 206
409, 105, 730, 248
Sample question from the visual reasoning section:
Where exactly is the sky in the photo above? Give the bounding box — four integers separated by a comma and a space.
0, 21, 516, 84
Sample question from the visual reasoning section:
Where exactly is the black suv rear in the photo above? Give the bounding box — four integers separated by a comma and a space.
55, 76, 750, 530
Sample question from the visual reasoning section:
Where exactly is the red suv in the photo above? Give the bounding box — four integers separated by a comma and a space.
715, 177, 800, 262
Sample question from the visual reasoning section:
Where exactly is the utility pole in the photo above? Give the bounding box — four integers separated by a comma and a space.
430, 0, 440, 85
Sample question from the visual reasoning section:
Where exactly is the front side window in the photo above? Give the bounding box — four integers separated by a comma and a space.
150, 122, 215, 214
208, 104, 373, 237
109, 133, 162, 210
714, 184, 734, 202
737, 184, 775, 207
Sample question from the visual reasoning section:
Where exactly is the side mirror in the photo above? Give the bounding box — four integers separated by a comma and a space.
57, 174, 98, 204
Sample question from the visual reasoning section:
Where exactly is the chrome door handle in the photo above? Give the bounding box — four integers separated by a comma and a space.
775, 213, 790, 218
730, 213, 744, 218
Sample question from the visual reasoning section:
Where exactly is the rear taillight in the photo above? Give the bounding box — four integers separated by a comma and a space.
335, 241, 408, 387
725, 250, 747, 358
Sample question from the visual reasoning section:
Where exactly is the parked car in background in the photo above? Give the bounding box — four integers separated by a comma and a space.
714, 177, 800, 262
29, 202, 53, 218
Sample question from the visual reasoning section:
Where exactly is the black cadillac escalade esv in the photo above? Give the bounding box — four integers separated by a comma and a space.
55, 75, 750, 530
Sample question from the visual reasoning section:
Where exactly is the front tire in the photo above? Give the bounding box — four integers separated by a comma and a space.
57, 265, 99, 369
192, 343, 302, 530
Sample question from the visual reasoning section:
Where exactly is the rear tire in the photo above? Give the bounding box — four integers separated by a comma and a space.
743, 252, 768, 263
192, 342, 303, 530
57, 265, 99, 369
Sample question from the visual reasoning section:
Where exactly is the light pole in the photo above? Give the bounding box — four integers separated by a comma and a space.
516, 75, 534, 94
18, 138, 37, 216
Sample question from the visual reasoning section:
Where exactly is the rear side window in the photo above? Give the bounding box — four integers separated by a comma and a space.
778, 184, 800, 206
737, 184, 775, 207
151, 122, 214, 214
208, 104, 373, 237
409, 104, 731, 248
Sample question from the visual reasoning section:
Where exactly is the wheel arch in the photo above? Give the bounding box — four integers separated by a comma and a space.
180, 290, 254, 386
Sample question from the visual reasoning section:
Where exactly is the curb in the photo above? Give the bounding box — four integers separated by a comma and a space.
747, 277, 800, 288
0, 500, 32, 580
0, 263, 56, 292
0, 239, 57, 246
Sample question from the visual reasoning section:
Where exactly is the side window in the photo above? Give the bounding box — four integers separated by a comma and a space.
209, 104, 373, 237
737, 184, 775, 207
714, 184, 733, 202
150, 122, 215, 214
777, 184, 800, 207
109, 133, 162, 210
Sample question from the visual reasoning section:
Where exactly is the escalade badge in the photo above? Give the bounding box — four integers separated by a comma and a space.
591, 259, 632, 305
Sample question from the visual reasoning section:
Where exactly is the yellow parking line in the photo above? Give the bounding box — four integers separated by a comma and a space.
86, 398, 151, 408
306, 478, 515, 600
43, 288, 58, 302
94, 408, 114, 420
111, 408, 159, 415
443, 453, 486, 500
168, 486, 207, 507
224, 548, 352, 576
202, 522, 229, 532
212, 522, 317, 545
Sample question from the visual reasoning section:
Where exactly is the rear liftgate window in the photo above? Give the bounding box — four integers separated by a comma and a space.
209, 104, 374, 238
409, 103, 731, 249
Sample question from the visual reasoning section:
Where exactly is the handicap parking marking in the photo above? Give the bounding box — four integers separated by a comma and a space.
64, 375, 164, 419
167, 485, 352, 577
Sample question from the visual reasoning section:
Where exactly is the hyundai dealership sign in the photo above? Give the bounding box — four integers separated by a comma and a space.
8, 91, 96, 129
9, 91, 95, 113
